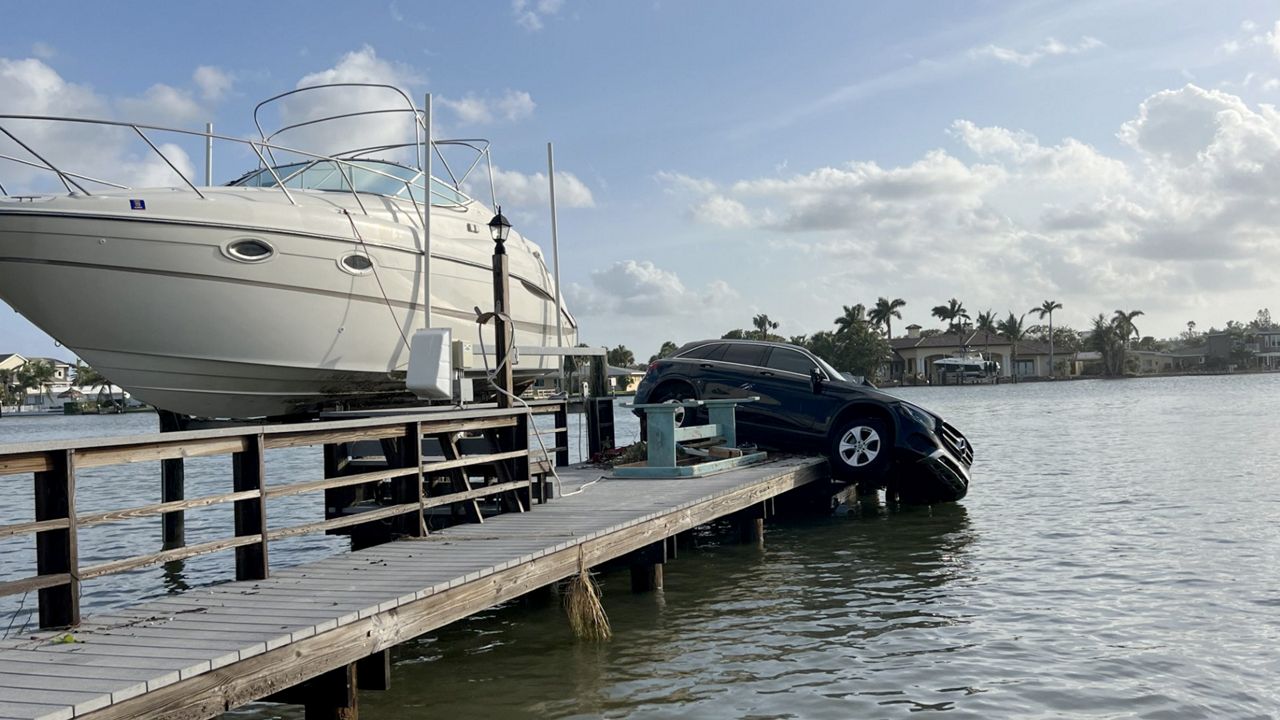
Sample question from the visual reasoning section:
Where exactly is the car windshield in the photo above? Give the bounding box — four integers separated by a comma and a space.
815, 356, 843, 379
230, 159, 471, 206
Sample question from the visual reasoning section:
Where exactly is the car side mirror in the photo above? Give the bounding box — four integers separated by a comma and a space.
810, 368, 824, 394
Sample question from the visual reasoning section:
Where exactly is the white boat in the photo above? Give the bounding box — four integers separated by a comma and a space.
933, 352, 998, 379
0, 84, 577, 418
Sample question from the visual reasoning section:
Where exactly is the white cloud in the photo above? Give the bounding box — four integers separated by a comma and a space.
274, 46, 421, 158
654, 170, 715, 195
1268, 20, 1280, 59
487, 166, 595, 209
439, 89, 535, 125
566, 260, 737, 317
694, 195, 752, 228
117, 83, 205, 125
513, 0, 563, 31
0, 57, 202, 190
192, 65, 233, 102
972, 36, 1104, 67
654, 84, 1280, 338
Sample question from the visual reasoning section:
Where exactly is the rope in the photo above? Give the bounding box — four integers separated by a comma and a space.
473, 308, 603, 498
342, 210, 412, 352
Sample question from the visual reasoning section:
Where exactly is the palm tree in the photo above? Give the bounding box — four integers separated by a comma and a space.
648, 341, 678, 364
975, 309, 998, 366
868, 297, 906, 339
1031, 300, 1064, 377
1111, 309, 1144, 374
606, 345, 635, 368
1090, 313, 1123, 375
751, 313, 780, 340
996, 312, 1027, 381
833, 305, 866, 335
931, 298, 969, 334
74, 361, 106, 388
16, 360, 55, 408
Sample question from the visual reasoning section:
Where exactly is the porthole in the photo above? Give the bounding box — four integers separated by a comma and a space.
339, 253, 374, 275
224, 238, 275, 263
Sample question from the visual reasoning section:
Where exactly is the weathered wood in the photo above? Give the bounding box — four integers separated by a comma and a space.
72, 459, 826, 720
554, 405, 570, 468
78, 437, 249, 469
419, 449, 527, 475
0, 452, 52, 477
265, 467, 417, 500
392, 422, 426, 538
437, 434, 484, 524
232, 434, 268, 581
0, 517, 69, 540
262, 416, 515, 451
0, 573, 71, 597
76, 491, 260, 528
307, 663, 358, 720
267, 503, 422, 541
34, 448, 78, 629
79, 535, 264, 580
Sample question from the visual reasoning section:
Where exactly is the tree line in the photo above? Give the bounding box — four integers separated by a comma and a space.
605, 299, 1275, 381
0, 360, 107, 413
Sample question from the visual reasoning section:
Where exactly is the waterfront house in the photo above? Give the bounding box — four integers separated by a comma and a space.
0, 353, 26, 373
889, 326, 1059, 382
1254, 330, 1280, 369
608, 365, 646, 394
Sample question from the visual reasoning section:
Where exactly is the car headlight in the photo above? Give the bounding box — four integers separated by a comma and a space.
897, 403, 937, 432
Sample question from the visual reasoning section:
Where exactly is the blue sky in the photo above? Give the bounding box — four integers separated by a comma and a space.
3, 1, 1280, 362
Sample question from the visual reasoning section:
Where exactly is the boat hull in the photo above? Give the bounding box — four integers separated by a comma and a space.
0, 190, 576, 418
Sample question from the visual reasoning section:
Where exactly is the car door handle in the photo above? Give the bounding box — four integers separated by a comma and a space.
699, 363, 714, 369
760, 370, 775, 377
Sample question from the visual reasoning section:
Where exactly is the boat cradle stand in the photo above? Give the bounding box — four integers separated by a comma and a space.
616, 398, 767, 478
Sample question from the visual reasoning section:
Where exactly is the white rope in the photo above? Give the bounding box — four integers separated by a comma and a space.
473, 308, 602, 498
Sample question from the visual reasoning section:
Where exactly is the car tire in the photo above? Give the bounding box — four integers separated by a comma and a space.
828, 415, 890, 482
650, 384, 698, 427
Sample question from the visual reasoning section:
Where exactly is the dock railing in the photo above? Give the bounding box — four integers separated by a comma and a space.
0, 402, 568, 630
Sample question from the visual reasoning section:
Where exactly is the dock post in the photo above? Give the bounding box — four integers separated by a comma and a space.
490, 209, 514, 408
34, 448, 78, 628
158, 410, 185, 550
304, 663, 359, 720
232, 433, 268, 581
736, 502, 766, 548
356, 650, 391, 692
392, 422, 426, 538
629, 541, 666, 593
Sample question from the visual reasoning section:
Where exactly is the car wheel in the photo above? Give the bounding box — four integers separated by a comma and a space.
829, 415, 890, 481
651, 384, 698, 427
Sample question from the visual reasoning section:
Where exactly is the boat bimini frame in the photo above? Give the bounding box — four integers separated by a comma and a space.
0, 82, 499, 224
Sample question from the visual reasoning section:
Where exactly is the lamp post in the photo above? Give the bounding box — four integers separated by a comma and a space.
489, 208, 514, 408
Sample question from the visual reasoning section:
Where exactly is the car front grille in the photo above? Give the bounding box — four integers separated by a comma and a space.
938, 422, 974, 466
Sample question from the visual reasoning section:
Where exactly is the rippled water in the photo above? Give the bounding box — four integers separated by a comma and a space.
6, 376, 1280, 717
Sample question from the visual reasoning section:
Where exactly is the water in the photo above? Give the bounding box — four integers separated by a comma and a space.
5, 376, 1280, 717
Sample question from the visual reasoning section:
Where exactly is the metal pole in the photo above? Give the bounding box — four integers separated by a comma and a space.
422, 94, 433, 329
204, 122, 213, 186
547, 142, 565, 392
493, 241, 514, 408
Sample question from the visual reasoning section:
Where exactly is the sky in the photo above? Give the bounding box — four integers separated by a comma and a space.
2, 0, 1280, 362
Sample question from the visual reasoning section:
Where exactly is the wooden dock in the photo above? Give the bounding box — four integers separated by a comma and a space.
0, 419, 827, 720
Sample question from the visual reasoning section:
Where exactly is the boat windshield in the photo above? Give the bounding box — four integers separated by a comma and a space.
230, 160, 470, 206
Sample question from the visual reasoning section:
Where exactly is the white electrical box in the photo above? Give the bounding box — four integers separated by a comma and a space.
407, 328, 453, 400
451, 340, 474, 370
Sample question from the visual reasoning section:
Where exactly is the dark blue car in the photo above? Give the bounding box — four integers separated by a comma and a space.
634, 339, 972, 504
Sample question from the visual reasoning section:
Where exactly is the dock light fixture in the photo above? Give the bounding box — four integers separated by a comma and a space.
488, 207, 511, 253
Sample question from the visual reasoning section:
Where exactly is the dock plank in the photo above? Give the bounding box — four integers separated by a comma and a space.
0, 456, 826, 720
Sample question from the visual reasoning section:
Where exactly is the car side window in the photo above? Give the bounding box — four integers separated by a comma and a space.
682, 343, 727, 360
721, 344, 768, 367
765, 348, 818, 375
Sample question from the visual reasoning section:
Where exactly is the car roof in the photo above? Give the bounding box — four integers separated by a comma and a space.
675, 338, 800, 356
